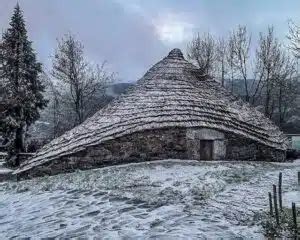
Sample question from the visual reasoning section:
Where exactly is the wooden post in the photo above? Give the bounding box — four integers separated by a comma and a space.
273, 184, 279, 225
278, 172, 282, 211
292, 202, 297, 232
268, 192, 273, 216
298, 171, 300, 185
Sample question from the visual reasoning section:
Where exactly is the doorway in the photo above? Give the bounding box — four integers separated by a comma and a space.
200, 140, 213, 160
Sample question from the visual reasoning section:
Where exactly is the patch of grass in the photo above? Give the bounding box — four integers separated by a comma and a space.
261, 207, 300, 238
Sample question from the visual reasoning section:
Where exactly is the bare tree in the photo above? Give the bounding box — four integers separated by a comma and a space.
41, 75, 62, 138
230, 25, 252, 102
187, 32, 217, 77
52, 34, 87, 124
274, 54, 297, 126
216, 38, 228, 86
287, 20, 300, 59
227, 35, 236, 92
250, 26, 298, 122
255, 27, 283, 118
185, 25, 299, 128
52, 34, 113, 127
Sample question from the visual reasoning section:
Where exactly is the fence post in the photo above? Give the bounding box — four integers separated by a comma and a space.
298, 171, 300, 185
268, 192, 273, 216
292, 202, 297, 232
273, 184, 279, 225
278, 172, 282, 211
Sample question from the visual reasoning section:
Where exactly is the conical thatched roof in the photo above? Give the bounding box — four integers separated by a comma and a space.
16, 49, 287, 174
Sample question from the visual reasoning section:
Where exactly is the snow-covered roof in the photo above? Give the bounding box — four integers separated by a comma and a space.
15, 49, 287, 174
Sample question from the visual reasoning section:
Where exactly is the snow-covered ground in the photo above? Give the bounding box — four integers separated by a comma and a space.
0, 159, 299, 239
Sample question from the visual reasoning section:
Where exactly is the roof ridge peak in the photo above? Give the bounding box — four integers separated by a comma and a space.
167, 48, 184, 60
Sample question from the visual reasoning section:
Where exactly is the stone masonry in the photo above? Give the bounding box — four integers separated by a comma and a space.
18, 127, 286, 179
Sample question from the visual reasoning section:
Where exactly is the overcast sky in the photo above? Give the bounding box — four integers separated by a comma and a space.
1, 0, 300, 82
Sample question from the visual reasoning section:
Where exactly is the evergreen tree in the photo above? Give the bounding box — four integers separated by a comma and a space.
0, 4, 47, 164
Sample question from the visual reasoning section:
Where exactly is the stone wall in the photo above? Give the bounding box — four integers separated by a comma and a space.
225, 133, 258, 161
225, 133, 286, 161
18, 127, 286, 179
19, 128, 188, 179
257, 145, 286, 162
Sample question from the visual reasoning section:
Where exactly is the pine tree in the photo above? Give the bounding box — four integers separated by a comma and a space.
0, 4, 47, 164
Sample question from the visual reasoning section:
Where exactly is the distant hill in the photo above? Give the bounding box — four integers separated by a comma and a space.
106, 82, 135, 97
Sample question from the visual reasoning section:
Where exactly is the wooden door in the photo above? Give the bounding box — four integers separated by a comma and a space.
200, 140, 213, 160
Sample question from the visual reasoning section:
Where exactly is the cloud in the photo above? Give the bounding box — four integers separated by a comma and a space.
0, 0, 169, 82
153, 13, 195, 45
114, 1, 196, 45
1, 0, 300, 83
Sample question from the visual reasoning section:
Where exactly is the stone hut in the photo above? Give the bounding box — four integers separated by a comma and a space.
15, 49, 287, 178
